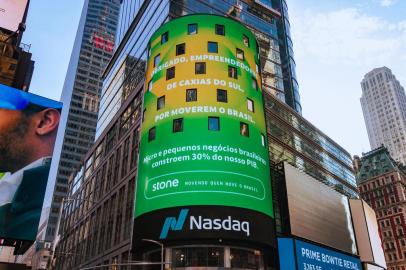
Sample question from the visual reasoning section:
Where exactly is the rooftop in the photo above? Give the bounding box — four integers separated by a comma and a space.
357, 145, 406, 183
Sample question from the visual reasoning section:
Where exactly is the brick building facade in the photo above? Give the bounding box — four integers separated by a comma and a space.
356, 146, 406, 270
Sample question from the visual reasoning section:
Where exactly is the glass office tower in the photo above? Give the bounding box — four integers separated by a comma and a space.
96, 0, 301, 139
54, 1, 355, 269
39, 0, 120, 250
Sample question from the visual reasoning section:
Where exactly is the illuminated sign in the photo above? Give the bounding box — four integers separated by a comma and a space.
159, 208, 250, 239
0, 0, 28, 32
133, 206, 274, 247
278, 238, 362, 270
91, 33, 114, 52
0, 84, 62, 247
133, 14, 274, 246
135, 14, 272, 217
284, 162, 357, 255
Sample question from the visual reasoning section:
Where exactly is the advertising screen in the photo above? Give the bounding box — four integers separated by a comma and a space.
295, 240, 361, 270
284, 162, 357, 254
0, 0, 28, 32
133, 14, 274, 246
0, 84, 62, 245
278, 238, 362, 270
350, 199, 386, 268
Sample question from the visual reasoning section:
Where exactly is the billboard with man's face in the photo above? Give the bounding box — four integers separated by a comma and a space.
0, 84, 62, 248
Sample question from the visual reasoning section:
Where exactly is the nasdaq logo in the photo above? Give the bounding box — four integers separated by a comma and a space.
159, 208, 250, 239
159, 209, 189, 239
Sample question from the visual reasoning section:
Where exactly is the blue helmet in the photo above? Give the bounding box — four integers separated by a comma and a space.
0, 84, 62, 110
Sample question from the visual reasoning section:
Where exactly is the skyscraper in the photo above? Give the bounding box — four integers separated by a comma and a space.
53, 1, 360, 269
96, 0, 301, 139
38, 0, 120, 249
361, 67, 406, 165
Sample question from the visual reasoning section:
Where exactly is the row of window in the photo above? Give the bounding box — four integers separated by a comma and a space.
153, 42, 247, 67
161, 63, 240, 81
148, 118, 265, 146
155, 89, 255, 111
159, 23, 250, 47
147, 63, 258, 90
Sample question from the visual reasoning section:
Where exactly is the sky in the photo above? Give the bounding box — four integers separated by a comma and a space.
21, 1, 83, 100
21, 0, 406, 157
288, 0, 406, 156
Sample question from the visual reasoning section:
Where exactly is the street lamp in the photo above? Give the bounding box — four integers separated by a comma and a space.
142, 238, 164, 270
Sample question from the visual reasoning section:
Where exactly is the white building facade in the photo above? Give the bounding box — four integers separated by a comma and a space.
361, 67, 406, 165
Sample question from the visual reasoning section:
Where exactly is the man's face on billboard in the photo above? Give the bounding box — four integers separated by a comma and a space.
0, 107, 60, 173
0, 109, 31, 173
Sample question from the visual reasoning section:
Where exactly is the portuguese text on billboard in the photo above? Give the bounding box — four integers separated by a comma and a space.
135, 14, 273, 218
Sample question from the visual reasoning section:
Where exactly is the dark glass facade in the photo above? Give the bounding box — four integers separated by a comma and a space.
264, 92, 358, 198
54, 1, 355, 269
43, 0, 120, 243
97, 0, 302, 139
272, 0, 301, 114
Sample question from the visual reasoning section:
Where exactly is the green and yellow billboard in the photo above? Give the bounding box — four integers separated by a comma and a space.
135, 15, 273, 223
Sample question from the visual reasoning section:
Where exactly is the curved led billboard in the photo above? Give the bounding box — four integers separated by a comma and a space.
134, 14, 274, 246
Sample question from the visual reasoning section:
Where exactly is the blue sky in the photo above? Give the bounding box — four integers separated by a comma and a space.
22, 0, 406, 157
289, 0, 406, 156
21, 1, 83, 100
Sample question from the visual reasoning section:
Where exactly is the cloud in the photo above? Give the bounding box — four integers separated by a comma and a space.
380, 0, 397, 7
288, 6, 406, 155
291, 8, 406, 68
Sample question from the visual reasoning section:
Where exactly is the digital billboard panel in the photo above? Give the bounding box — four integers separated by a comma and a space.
0, 0, 28, 32
133, 14, 274, 246
350, 199, 386, 268
283, 162, 357, 254
278, 238, 362, 270
0, 84, 62, 245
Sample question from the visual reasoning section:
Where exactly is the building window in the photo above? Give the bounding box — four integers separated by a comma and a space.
195, 62, 206, 74
142, 109, 146, 122
161, 32, 168, 44
217, 89, 227, 103
176, 43, 185, 55
166, 67, 175, 80
148, 127, 156, 142
215, 24, 225, 35
208, 41, 218, 53
173, 118, 183, 133
157, 96, 165, 110
188, 23, 198, 35
236, 48, 244, 60
208, 117, 220, 131
154, 54, 160, 67
247, 98, 254, 112
261, 134, 266, 147
228, 66, 237, 79
240, 122, 249, 137
148, 80, 153, 91
396, 217, 401, 224
252, 77, 258, 90
243, 35, 249, 47
186, 89, 197, 102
